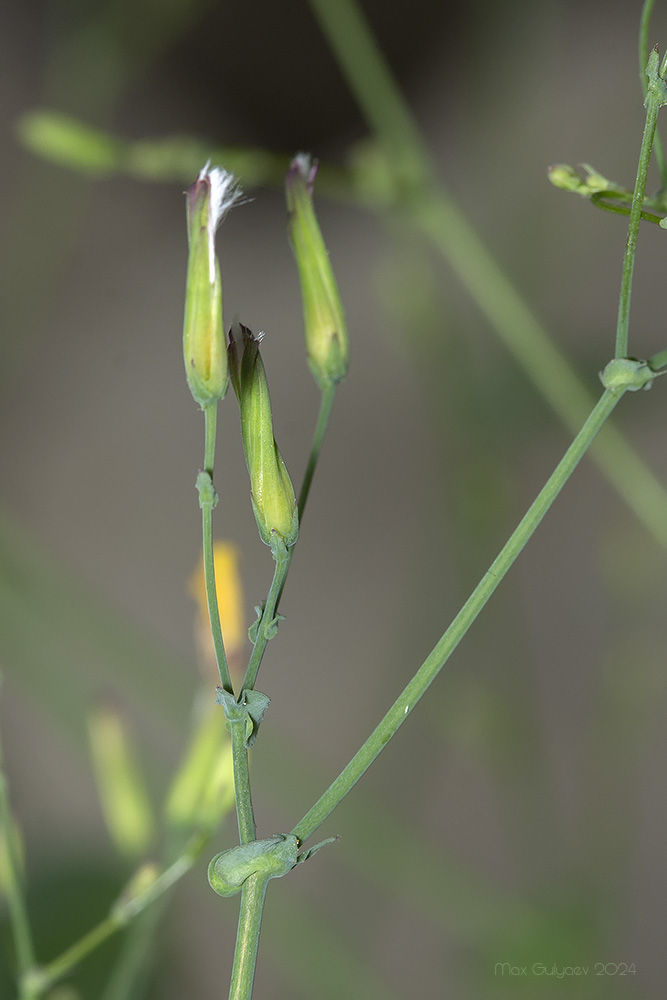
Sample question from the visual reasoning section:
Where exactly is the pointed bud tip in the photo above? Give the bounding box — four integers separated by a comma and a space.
287, 153, 318, 194
187, 163, 243, 232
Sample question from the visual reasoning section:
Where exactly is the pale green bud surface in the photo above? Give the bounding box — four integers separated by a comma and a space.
547, 163, 588, 195
228, 323, 299, 547
208, 835, 299, 896
286, 154, 348, 387
183, 165, 241, 406
599, 357, 657, 392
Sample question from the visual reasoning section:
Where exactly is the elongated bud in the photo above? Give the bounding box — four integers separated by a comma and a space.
286, 154, 348, 387
228, 323, 299, 547
87, 706, 155, 859
183, 164, 242, 406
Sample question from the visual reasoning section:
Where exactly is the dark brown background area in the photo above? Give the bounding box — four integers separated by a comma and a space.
1, 1, 666, 998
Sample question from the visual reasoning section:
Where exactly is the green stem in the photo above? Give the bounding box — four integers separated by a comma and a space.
307, 0, 427, 191
228, 875, 270, 1000
615, 75, 662, 358
23, 831, 209, 997
590, 196, 663, 225
230, 722, 256, 845
241, 544, 292, 693
0, 706, 37, 987
640, 0, 667, 186
291, 388, 623, 843
308, 0, 667, 554
202, 402, 233, 695
298, 382, 336, 522
203, 400, 217, 475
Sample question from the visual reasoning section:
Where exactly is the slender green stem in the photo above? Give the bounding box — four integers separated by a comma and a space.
298, 382, 336, 522
203, 401, 217, 475
201, 402, 233, 694
590, 196, 663, 225
307, 0, 428, 191
228, 875, 270, 1000
230, 722, 256, 844
0, 707, 37, 986
615, 82, 661, 358
292, 388, 623, 842
308, 0, 667, 554
223, 378, 339, 999
242, 545, 292, 693
640, 0, 667, 185
23, 831, 209, 997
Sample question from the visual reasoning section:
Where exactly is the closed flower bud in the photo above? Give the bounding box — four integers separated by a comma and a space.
286, 154, 348, 387
228, 323, 299, 547
183, 164, 242, 406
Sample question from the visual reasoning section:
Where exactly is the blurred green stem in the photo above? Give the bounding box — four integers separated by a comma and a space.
292, 387, 623, 842
21, 831, 209, 998
0, 700, 37, 992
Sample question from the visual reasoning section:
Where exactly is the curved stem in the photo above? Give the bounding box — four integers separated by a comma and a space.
228, 875, 270, 1000
292, 388, 623, 843
202, 403, 233, 694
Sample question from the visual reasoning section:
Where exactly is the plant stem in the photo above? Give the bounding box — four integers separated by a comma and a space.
242, 544, 291, 693
23, 831, 209, 997
202, 402, 233, 694
307, 0, 429, 185
240, 383, 337, 697
615, 75, 662, 358
291, 388, 623, 843
228, 875, 270, 1000
640, 0, 667, 185
0, 705, 37, 987
298, 382, 336, 522
308, 0, 667, 553
230, 721, 256, 844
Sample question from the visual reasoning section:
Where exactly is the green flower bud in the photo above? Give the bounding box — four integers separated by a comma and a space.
183, 164, 242, 406
547, 164, 588, 195
599, 357, 659, 392
87, 705, 155, 860
286, 154, 348, 387
228, 323, 299, 547
208, 834, 299, 897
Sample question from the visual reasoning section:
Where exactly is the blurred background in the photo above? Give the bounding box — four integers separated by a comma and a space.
1, 0, 667, 997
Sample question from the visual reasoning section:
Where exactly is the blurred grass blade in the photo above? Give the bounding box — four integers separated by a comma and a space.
0, 507, 192, 751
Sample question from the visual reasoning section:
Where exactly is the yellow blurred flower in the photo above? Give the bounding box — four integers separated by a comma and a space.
189, 541, 245, 681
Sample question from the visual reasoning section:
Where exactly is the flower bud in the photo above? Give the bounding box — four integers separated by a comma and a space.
286, 154, 348, 387
87, 705, 155, 859
547, 164, 588, 195
228, 323, 299, 547
183, 164, 242, 406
